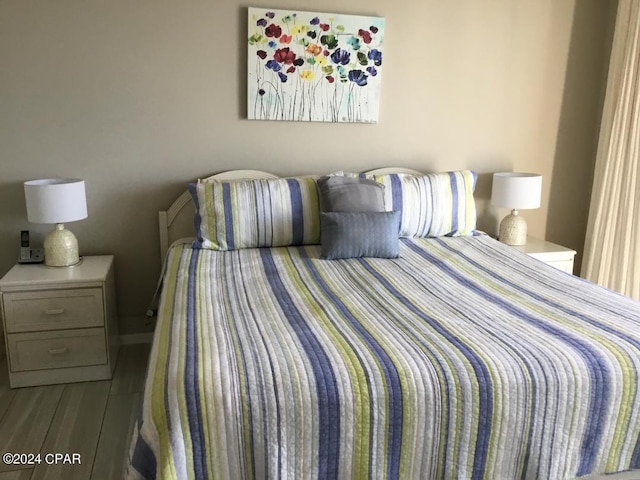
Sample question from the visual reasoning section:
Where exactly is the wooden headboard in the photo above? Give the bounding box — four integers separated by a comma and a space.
158, 167, 423, 261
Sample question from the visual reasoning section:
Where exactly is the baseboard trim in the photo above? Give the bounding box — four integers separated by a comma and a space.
119, 333, 154, 345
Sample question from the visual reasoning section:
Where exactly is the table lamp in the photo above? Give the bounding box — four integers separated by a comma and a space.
491, 172, 542, 246
24, 178, 88, 267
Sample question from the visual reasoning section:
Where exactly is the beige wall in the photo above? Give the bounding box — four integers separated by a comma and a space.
0, 0, 615, 334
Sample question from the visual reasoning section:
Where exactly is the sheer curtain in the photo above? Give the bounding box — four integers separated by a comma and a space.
582, 0, 640, 300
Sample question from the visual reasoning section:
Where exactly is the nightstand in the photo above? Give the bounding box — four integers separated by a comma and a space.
513, 237, 577, 274
0, 256, 119, 388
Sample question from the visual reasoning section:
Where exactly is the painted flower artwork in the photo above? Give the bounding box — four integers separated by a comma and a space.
248, 8, 385, 123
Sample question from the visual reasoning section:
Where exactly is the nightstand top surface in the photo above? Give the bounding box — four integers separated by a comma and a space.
0, 255, 114, 289
513, 237, 576, 255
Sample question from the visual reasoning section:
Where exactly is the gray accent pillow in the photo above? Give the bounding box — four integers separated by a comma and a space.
316, 176, 385, 212
320, 211, 400, 259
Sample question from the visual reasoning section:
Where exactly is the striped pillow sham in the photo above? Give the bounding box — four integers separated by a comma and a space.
364, 170, 478, 237
188, 177, 320, 250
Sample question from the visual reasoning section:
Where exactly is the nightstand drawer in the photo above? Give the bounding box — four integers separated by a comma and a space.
544, 259, 575, 274
7, 328, 107, 372
515, 238, 577, 275
3, 288, 104, 333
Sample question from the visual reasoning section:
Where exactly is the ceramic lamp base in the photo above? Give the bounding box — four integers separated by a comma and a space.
499, 210, 527, 246
44, 224, 80, 267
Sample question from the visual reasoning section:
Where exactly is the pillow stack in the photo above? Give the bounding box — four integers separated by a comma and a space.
317, 176, 401, 260
187, 169, 478, 259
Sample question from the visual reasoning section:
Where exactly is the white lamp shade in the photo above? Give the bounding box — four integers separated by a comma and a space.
24, 178, 88, 224
491, 172, 542, 210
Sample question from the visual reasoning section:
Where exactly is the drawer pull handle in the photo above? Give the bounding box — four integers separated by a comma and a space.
44, 308, 65, 315
48, 347, 68, 355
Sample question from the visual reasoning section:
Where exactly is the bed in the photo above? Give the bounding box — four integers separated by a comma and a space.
127, 169, 640, 479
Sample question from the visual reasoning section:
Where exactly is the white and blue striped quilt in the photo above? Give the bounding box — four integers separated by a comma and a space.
127, 235, 640, 479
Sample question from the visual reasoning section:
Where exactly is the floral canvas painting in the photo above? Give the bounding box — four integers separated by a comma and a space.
248, 8, 385, 123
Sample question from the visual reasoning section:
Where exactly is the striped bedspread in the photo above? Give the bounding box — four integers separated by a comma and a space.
127, 235, 640, 479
